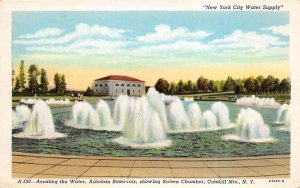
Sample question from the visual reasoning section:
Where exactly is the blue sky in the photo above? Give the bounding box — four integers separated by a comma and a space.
12, 11, 289, 89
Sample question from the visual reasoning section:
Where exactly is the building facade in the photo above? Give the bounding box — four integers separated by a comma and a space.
92, 75, 145, 97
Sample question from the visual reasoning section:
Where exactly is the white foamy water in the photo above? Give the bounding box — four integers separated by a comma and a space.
96, 99, 114, 130
167, 101, 234, 133
46, 98, 71, 105
13, 100, 65, 139
236, 95, 281, 108
222, 108, 276, 143
114, 88, 171, 148
211, 102, 230, 127
21, 98, 71, 105
15, 105, 31, 124
12, 110, 19, 128
166, 97, 191, 131
277, 104, 291, 132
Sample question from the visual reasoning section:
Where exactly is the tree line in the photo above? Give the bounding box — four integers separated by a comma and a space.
12, 60, 67, 95
155, 75, 291, 95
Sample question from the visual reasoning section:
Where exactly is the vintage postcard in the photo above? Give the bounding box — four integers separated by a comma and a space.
1, 0, 300, 187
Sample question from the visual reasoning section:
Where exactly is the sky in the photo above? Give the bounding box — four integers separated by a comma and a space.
12, 11, 289, 90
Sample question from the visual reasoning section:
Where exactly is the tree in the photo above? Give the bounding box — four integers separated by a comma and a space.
54, 73, 67, 94
244, 77, 256, 94
262, 75, 275, 93
61, 74, 67, 94
223, 76, 236, 91
208, 80, 215, 92
54, 73, 60, 94
273, 78, 280, 93
85, 86, 93, 96
279, 78, 290, 93
155, 78, 169, 94
15, 60, 26, 93
185, 80, 193, 93
192, 83, 198, 93
214, 80, 222, 92
28, 64, 39, 94
197, 76, 209, 92
235, 84, 244, 95
177, 80, 184, 94
14, 76, 21, 93
255, 75, 264, 94
168, 82, 177, 95
39, 68, 49, 93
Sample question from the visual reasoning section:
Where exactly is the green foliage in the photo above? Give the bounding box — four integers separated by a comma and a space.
168, 82, 177, 95
85, 86, 93, 96
39, 68, 49, 93
54, 73, 67, 95
155, 78, 169, 94
162, 75, 290, 95
177, 80, 184, 94
223, 76, 236, 91
28, 64, 39, 94
196, 76, 209, 92
14, 60, 26, 93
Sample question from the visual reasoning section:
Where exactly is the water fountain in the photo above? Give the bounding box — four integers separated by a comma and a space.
273, 104, 289, 126
166, 100, 234, 133
46, 98, 71, 105
70, 101, 100, 129
202, 110, 218, 129
114, 89, 171, 148
211, 102, 230, 127
96, 99, 115, 130
12, 110, 19, 129
277, 104, 291, 132
113, 95, 133, 129
236, 95, 280, 108
285, 107, 291, 130
20, 98, 37, 105
13, 100, 66, 139
187, 102, 202, 129
166, 97, 191, 132
15, 105, 31, 124
222, 108, 276, 143
147, 88, 168, 130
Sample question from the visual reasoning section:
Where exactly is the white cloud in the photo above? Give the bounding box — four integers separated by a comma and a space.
14, 23, 126, 45
25, 39, 127, 54
133, 40, 212, 56
209, 30, 287, 51
20, 28, 64, 39
137, 24, 212, 43
261, 24, 289, 36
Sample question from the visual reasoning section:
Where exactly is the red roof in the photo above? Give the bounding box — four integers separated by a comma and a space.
95, 75, 145, 82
